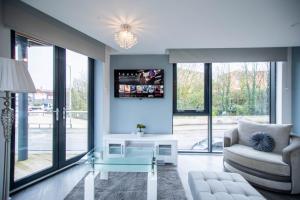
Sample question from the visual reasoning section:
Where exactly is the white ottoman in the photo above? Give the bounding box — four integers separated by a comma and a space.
188, 171, 265, 200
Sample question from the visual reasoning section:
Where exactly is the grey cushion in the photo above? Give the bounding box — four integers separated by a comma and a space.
188, 171, 265, 200
224, 144, 290, 176
238, 120, 292, 153
250, 132, 274, 152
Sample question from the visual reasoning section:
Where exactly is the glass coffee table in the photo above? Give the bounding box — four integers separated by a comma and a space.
77, 147, 157, 200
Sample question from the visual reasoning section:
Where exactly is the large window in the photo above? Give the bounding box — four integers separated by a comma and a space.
175, 63, 206, 112
11, 33, 94, 190
173, 63, 209, 152
212, 62, 271, 152
173, 62, 274, 152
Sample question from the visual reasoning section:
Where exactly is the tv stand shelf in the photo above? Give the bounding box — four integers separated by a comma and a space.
104, 134, 178, 165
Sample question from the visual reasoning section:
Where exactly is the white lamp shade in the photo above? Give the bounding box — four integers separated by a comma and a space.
0, 57, 36, 93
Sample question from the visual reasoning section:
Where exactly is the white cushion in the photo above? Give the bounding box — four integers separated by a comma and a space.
224, 144, 290, 176
238, 120, 292, 153
188, 171, 265, 200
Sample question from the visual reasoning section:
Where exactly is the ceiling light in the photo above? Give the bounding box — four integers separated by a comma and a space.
114, 24, 137, 49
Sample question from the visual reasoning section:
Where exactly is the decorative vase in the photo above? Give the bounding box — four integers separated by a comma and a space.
137, 131, 144, 137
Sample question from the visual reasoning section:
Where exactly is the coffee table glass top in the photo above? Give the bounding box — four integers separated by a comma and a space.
78, 147, 156, 173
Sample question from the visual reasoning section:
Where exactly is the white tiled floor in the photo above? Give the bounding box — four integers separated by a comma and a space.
177, 154, 224, 200
11, 154, 223, 200
11, 165, 91, 200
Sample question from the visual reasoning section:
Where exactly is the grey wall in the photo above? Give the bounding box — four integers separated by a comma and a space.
0, 0, 10, 58
94, 60, 104, 150
110, 55, 173, 134
292, 47, 300, 135
168, 48, 288, 63
3, 0, 105, 61
0, 0, 11, 197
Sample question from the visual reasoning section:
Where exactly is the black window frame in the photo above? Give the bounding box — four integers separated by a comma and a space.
173, 61, 276, 153
270, 62, 276, 124
10, 31, 95, 193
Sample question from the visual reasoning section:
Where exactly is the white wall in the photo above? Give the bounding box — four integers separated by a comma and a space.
276, 48, 292, 124
0, 0, 11, 197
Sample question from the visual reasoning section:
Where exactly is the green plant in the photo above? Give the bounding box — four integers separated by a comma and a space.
136, 123, 146, 132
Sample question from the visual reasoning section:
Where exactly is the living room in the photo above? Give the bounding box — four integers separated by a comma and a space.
0, 0, 300, 200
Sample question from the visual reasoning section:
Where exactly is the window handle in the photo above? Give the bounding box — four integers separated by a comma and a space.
63, 107, 66, 120
54, 108, 59, 121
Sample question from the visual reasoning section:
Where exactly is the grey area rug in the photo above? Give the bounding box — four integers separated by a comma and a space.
65, 165, 187, 200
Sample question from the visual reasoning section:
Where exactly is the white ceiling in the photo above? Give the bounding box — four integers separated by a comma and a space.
22, 0, 300, 54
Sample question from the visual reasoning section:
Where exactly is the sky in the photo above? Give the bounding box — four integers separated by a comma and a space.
17, 46, 88, 91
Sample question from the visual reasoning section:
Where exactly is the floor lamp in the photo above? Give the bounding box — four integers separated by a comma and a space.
0, 57, 36, 200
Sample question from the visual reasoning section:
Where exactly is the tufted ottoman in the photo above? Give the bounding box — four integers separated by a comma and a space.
188, 171, 265, 200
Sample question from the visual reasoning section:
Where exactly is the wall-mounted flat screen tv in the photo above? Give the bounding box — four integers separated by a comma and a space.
114, 69, 164, 98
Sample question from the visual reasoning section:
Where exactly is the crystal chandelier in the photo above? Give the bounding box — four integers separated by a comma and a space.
114, 24, 138, 49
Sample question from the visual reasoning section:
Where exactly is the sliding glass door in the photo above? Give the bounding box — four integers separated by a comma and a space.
13, 35, 55, 181
65, 50, 89, 160
11, 33, 93, 191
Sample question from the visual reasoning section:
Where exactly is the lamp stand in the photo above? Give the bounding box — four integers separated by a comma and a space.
1, 91, 14, 200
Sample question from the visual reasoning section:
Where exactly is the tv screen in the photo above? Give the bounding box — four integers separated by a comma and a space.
114, 69, 164, 98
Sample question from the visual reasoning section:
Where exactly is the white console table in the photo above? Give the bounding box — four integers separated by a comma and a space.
104, 134, 178, 165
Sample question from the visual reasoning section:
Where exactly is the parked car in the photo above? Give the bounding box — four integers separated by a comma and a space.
191, 138, 223, 151
43, 103, 53, 111
28, 105, 44, 112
